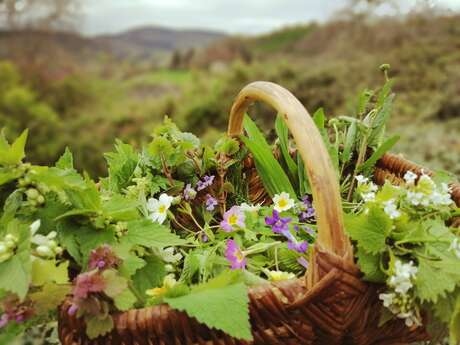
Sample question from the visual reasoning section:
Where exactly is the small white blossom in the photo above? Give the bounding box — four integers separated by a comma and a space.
356, 175, 369, 185
383, 199, 401, 219
406, 191, 424, 206
403, 171, 418, 185
272, 192, 295, 212
429, 190, 453, 206
362, 192, 376, 202
397, 311, 421, 328
30, 219, 41, 234
160, 247, 183, 263
389, 260, 418, 294
379, 292, 396, 308
31, 230, 62, 258
240, 202, 262, 213
449, 238, 460, 259
147, 193, 174, 224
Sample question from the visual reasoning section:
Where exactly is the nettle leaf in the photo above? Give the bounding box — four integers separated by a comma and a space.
55, 147, 74, 170
122, 219, 186, 249
345, 206, 391, 254
31, 166, 85, 190
104, 140, 139, 193
0, 128, 28, 165
57, 221, 82, 264
29, 282, 71, 315
84, 314, 114, 339
118, 255, 146, 278
77, 226, 116, 267
0, 190, 22, 227
132, 255, 165, 302
0, 220, 31, 299
31, 259, 69, 286
102, 194, 139, 221
356, 247, 385, 283
65, 177, 101, 211
165, 270, 252, 341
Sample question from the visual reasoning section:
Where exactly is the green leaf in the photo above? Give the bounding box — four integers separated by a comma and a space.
102, 270, 128, 298
29, 282, 71, 315
297, 152, 311, 195
275, 115, 298, 187
118, 255, 146, 278
122, 219, 186, 249
313, 108, 339, 173
0, 129, 28, 165
165, 271, 252, 340
55, 147, 74, 170
355, 247, 385, 283
358, 135, 400, 173
241, 115, 295, 198
450, 294, 460, 344
341, 120, 357, 164
104, 140, 139, 193
77, 226, 116, 266
31, 259, 69, 286
114, 289, 137, 311
84, 314, 114, 339
345, 206, 391, 254
132, 255, 166, 302
102, 194, 139, 221
57, 221, 82, 264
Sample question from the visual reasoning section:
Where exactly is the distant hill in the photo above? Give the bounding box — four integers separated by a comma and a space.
0, 26, 226, 63
94, 26, 226, 59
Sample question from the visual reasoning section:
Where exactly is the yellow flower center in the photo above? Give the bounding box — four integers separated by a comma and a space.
278, 199, 288, 208
228, 214, 238, 225
159, 205, 166, 214
236, 251, 244, 261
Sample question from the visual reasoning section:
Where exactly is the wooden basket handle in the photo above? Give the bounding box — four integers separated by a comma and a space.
228, 81, 352, 258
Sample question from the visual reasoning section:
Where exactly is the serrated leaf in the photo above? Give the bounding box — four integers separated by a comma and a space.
132, 255, 165, 302
165, 271, 252, 340
345, 206, 391, 254
356, 247, 385, 283
102, 270, 128, 298
29, 282, 71, 314
102, 194, 139, 221
119, 255, 146, 278
122, 219, 186, 249
55, 147, 74, 170
0, 129, 28, 165
104, 140, 139, 193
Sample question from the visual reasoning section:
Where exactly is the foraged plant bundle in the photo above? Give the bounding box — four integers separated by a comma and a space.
0, 69, 459, 343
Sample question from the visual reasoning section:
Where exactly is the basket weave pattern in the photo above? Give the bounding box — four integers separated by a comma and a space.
58, 82, 458, 344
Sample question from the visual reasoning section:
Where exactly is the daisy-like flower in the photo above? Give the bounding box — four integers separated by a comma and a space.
225, 239, 246, 270
88, 245, 121, 270
389, 260, 418, 294
183, 184, 197, 201
147, 193, 174, 224
272, 192, 295, 212
403, 171, 418, 185
265, 210, 291, 234
449, 238, 460, 259
220, 206, 245, 232
196, 175, 215, 191
240, 202, 262, 213
265, 270, 296, 282
205, 194, 218, 211
383, 199, 401, 219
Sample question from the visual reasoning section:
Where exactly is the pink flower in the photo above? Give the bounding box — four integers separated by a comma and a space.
72, 271, 106, 299
88, 244, 121, 271
225, 240, 246, 270
220, 206, 245, 232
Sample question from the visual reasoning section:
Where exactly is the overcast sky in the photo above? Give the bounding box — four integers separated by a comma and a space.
80, 0, 460, 36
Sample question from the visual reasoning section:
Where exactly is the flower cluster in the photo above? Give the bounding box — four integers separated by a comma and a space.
196, 175, 215, 191
356, 175, 378, 202
0, 233, 18, 263
30, 220, 63, 258
0, 296, 34, 329
404, 171, 453, 208
88, 245, 121, 270
379, 260, 421, 327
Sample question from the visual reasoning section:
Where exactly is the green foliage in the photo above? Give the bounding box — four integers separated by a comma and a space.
165, 270, 252, 340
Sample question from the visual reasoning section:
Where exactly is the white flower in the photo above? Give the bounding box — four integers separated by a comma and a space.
430, 190, 453, 206
449, 238, 460, 259
272, 192, 295, 212
397, 311, 421, 328
403, 171, 418, 185
389, 260, 418, 294
379, 292, 396, 308
240, 202, 262, 213
161, 247, 183, 263
406, 191, 424, 206
30, 219, 41, 234
361, 192, 376, 202
31, 231, 61, 258
355, 175, 369, 185
383, 199, 401, 219
147, 193, 174, 224
265, 270, 296, 282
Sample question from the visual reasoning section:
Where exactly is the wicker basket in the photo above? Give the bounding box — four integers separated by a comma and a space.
59, 82, 460, 345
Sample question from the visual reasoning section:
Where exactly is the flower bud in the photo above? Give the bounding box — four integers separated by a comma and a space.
55, 246, 63, 255
0, 243, 7, 254
37, 195, 45, 204
4, 240, 16, 250
4, 234, 17, 242
36, 245, 53, 258
26, 188, 40, 200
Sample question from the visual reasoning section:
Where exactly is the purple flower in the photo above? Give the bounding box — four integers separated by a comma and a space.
205, 194, 218, 211
297, 257, 309, 269
183, 184, 197, 201
196, 175, 215, 191
0, 314, 8, 328
220, 206, 245, 232
265, 210, 291, 234
282, 230, 309, 254
200, 233, 209, 243
68, 303, 79, 316
225, 239, 246, 270
72, 271, 106, 299
88, 245, 121, 271
299, 195, 315, 222
294, 225, 316, 237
